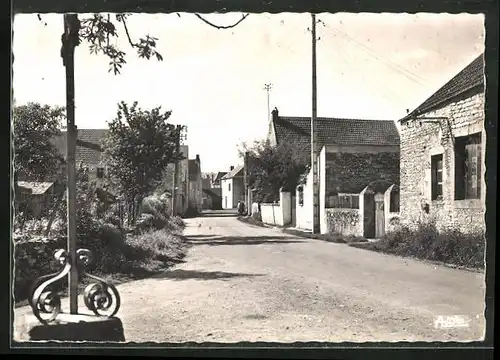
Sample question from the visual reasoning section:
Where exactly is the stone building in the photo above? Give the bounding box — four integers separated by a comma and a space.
398, 53, 485, 234
267, 108, 400, 236
188, 155, 203, 213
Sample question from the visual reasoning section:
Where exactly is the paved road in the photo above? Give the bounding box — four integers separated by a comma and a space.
15, 214, 485, 343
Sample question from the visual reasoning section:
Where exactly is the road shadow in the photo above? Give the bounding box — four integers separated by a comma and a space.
150, 269, 265, 281
186, 235, 305, 246
198, 211, 239, 218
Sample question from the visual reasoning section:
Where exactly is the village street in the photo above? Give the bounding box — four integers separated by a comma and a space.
15, 211, 485, 343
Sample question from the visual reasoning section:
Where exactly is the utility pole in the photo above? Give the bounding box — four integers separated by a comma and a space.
62, 14, 80, 314
172, 125, 181, 216
264, 83, 273, 122
243, 151, 249, 212
311, 13, 320, 234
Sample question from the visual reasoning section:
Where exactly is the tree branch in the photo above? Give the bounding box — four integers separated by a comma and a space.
120, 15, 136, 48
194, 13, 250, 29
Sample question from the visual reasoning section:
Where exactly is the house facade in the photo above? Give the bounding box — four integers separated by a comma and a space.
398, 53, 485, 234
53, 129, 109, 183
220, 165, 245, 209
188, 155, 203, 213
267, 108, 400, 237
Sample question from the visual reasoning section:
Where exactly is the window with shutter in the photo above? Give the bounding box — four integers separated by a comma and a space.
455, 133, 481, 200
431, 154, 443, 200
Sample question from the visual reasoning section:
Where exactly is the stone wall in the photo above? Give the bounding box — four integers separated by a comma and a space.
324, 152, 399, 194
324, 208, 363, 237
399, 88, 485, 234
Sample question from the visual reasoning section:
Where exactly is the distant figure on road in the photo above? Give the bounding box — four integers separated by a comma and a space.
237, 200, 246, 215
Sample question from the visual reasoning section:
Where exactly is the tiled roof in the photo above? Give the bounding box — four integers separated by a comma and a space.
53, 129, 108, 166
401, 53, 484, 122
203, 188, 222, 198
272, 116, 400, 155
213, 171, 227, 182
17, 181, 54, 195
221, 165, 244, 180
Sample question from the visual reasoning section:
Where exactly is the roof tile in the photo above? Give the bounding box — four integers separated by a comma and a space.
221, 165, 244, 179
402, 53, 484, 121
273, 116, 400, 156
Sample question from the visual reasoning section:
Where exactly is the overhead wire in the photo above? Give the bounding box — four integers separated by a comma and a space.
319, 20, 430, 89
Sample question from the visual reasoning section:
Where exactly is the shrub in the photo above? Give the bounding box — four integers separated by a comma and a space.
170, 216, 186, 229
351, 222, 485, 270
126, 229, 187, 265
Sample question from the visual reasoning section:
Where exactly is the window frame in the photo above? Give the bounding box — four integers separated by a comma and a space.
431, 153, 443, 201
454, 132, 482, 200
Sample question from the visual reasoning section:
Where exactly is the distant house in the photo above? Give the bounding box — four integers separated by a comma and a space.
211, 171, 228, 188
188, 155, 203, 213
398, 53, 485, 234
201, 175, 212, 190
220, 165, 245, 209
52, 129, 109, 182
202, 188, 223, 210
16, 181, 56, 218
266, 108, 400, 237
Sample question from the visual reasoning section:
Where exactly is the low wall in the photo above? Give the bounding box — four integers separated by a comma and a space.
260, 190, 292, 227
261, 203, 283, 226
324, 208, 363, 237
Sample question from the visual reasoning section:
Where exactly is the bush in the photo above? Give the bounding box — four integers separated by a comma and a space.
351, 222, 485, 270
125, 229, 187, 265
13, 222, 189, 304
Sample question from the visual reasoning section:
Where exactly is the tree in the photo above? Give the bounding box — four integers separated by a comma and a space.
241, 139, 309, 203
12, 102, 66, 181
102, 101, 183, 224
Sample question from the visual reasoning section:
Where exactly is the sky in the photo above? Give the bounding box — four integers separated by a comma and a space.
13, 12, 484, 173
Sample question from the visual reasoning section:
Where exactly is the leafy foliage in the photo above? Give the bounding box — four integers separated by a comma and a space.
12, 103, 66, 181
76, 13, 163, 74
241, 140, 309, 202
102, 101, 183, 213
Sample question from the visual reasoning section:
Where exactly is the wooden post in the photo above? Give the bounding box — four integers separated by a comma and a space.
62, 14, 79, 314
311, 13, 320, 234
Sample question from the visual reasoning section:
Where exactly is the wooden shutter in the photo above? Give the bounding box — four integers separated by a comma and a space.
465, 140, 481, 199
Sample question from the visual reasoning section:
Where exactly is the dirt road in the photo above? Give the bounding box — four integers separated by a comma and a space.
15, 213, 486, 343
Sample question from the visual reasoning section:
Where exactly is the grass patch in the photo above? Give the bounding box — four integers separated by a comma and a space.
349, 222, 485, 270
283, 228, 367, 244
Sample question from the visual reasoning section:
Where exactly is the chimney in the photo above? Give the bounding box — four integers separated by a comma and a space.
271, 107, 279, 123
230, 166, 234, 171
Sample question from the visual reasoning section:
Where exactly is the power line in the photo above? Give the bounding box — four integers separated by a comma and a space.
319, 20, 430, 88
316, 23, 406, 107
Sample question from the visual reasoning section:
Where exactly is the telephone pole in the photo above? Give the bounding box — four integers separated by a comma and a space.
62, 14, 80, 313
311, 13, 320, 234
172, 125, 180, 216
264, 83, 272, 122
172, 125, 187, 216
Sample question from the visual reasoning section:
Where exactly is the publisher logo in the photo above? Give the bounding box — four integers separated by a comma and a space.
434, 315, 471, 329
